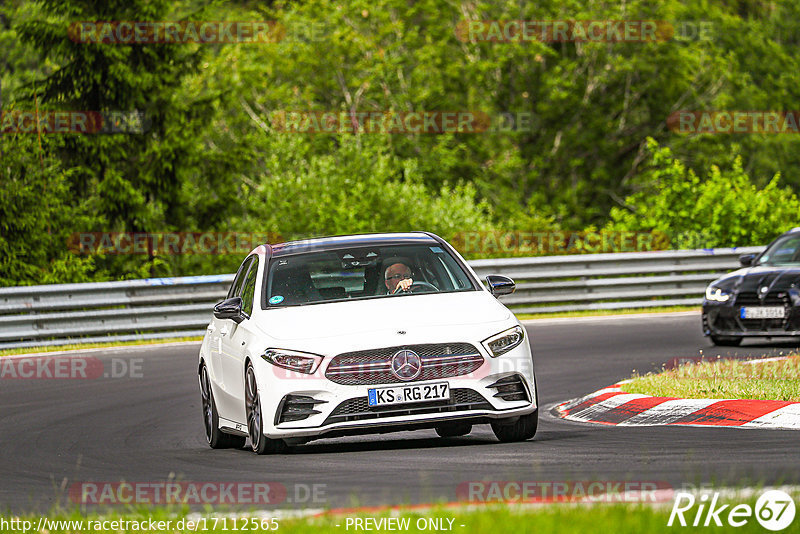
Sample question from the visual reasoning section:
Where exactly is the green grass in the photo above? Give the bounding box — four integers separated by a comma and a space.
515, 305, 699, 320
0, 336, 202, 358
625, 354, 800, 401
0, 501, 790, 534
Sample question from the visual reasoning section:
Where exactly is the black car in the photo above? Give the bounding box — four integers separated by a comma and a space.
703, 227, 800, 346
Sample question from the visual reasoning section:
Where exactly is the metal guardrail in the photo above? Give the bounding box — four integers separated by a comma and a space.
0, 247, 764, 349
0, 275, 234, 349
469, 246, 764, 313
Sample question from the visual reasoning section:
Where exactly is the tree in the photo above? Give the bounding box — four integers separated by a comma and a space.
0, 134, 99, 285
605, 138, 800, 248
13, 0, 231, 278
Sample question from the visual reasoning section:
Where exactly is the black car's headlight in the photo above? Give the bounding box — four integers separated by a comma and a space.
705, 286, 732, 302
262, 349, 324, 374
482, 326, 526, 357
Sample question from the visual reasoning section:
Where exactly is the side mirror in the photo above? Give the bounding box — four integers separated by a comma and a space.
739, 253, 756, 267
214, 297, 245, 323
486, 275, 515, 298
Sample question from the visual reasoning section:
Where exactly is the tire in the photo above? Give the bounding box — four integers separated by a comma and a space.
435, 423, 472, 438
199, 365, 246, 449
245, 362, 287, 455
710, 335, 743, 346
491, 410, 538, 443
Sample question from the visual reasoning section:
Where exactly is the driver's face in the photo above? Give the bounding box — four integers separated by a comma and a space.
384, 263, 412, 292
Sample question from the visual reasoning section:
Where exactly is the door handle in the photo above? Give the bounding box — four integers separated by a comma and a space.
207, 324, 216, 334
220, 326, 229, 337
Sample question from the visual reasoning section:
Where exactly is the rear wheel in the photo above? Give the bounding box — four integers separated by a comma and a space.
199, 365, 246, 449
710, 335, 743, 346
245, 362, 287, 455
435, 423, 472, 438
491, 410, 538, 443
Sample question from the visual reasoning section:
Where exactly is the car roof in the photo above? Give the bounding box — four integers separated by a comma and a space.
775, 227, 800, 240
267, 232, 441, 257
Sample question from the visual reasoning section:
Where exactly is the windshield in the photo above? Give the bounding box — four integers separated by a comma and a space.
265, 244, 477, 307
757, 234, 800, 266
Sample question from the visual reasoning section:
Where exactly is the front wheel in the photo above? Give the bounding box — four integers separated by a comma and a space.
245, 362, 287, 455
491, 410, 538, 443
199, 365, 246, 449
710, 335, 743, 346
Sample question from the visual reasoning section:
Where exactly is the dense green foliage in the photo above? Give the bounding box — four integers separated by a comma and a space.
241, 135, 494, 238
2, 0, 800, 284
605, 138, 800, 249
0, 135, 98, 285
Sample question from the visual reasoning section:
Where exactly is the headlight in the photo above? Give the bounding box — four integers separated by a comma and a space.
705, 286, 731, 302
261, 349, 324, 374
482, 326, 525, 357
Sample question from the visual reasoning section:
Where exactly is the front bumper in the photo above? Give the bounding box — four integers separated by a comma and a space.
703, 302, 800, 337
247, 343, 537, 440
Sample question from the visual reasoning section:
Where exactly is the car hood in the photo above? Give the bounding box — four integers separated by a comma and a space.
712, 266, 800, 294
254, 290, 513, 342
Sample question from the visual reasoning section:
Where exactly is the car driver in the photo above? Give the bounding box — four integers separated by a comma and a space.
384, 262, 414, 294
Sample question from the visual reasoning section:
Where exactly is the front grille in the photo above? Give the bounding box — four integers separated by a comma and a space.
734, 292, 788, 307
323, 388, 492, 425
325, 343, 484, 385
734, 292, 791, 331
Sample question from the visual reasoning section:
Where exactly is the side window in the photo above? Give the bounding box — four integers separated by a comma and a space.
228, 257, 254, 299
241, 257, 260, 317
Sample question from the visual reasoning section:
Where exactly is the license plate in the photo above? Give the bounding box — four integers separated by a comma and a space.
368, 382, 450, 407
740, 306, 785, 319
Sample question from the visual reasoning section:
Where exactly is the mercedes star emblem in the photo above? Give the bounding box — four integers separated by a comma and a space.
390, 349, 422, 381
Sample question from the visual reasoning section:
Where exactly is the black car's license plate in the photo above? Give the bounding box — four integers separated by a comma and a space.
740, 306, 785, 319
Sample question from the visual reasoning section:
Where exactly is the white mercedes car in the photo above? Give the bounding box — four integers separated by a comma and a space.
198, 232, 538, 454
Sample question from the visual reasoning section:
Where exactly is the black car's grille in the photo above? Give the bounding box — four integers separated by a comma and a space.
734, 292, 789, 307
325, 343, 484, 385
323, 388, 492, 425
740, 318, 790, 330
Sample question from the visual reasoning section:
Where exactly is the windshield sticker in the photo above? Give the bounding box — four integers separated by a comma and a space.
269, 295, 284, 305
430, 246, 444, 253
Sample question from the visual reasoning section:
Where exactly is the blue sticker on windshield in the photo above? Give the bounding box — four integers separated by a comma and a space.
430, 246, 444, 253
269, 295, 284, 305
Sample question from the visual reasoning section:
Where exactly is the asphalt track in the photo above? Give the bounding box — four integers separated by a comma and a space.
2, 312, 799, 513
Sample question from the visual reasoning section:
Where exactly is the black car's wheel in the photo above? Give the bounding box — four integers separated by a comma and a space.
245, 362, 286, 455
199, 364, 246, 449
435, 422, 472, 438
491, 410, 538, 443
710, 335, 743, 346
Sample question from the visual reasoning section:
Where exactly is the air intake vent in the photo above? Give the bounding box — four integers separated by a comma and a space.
487, 374, 529, 402
275, 394, 327, 425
